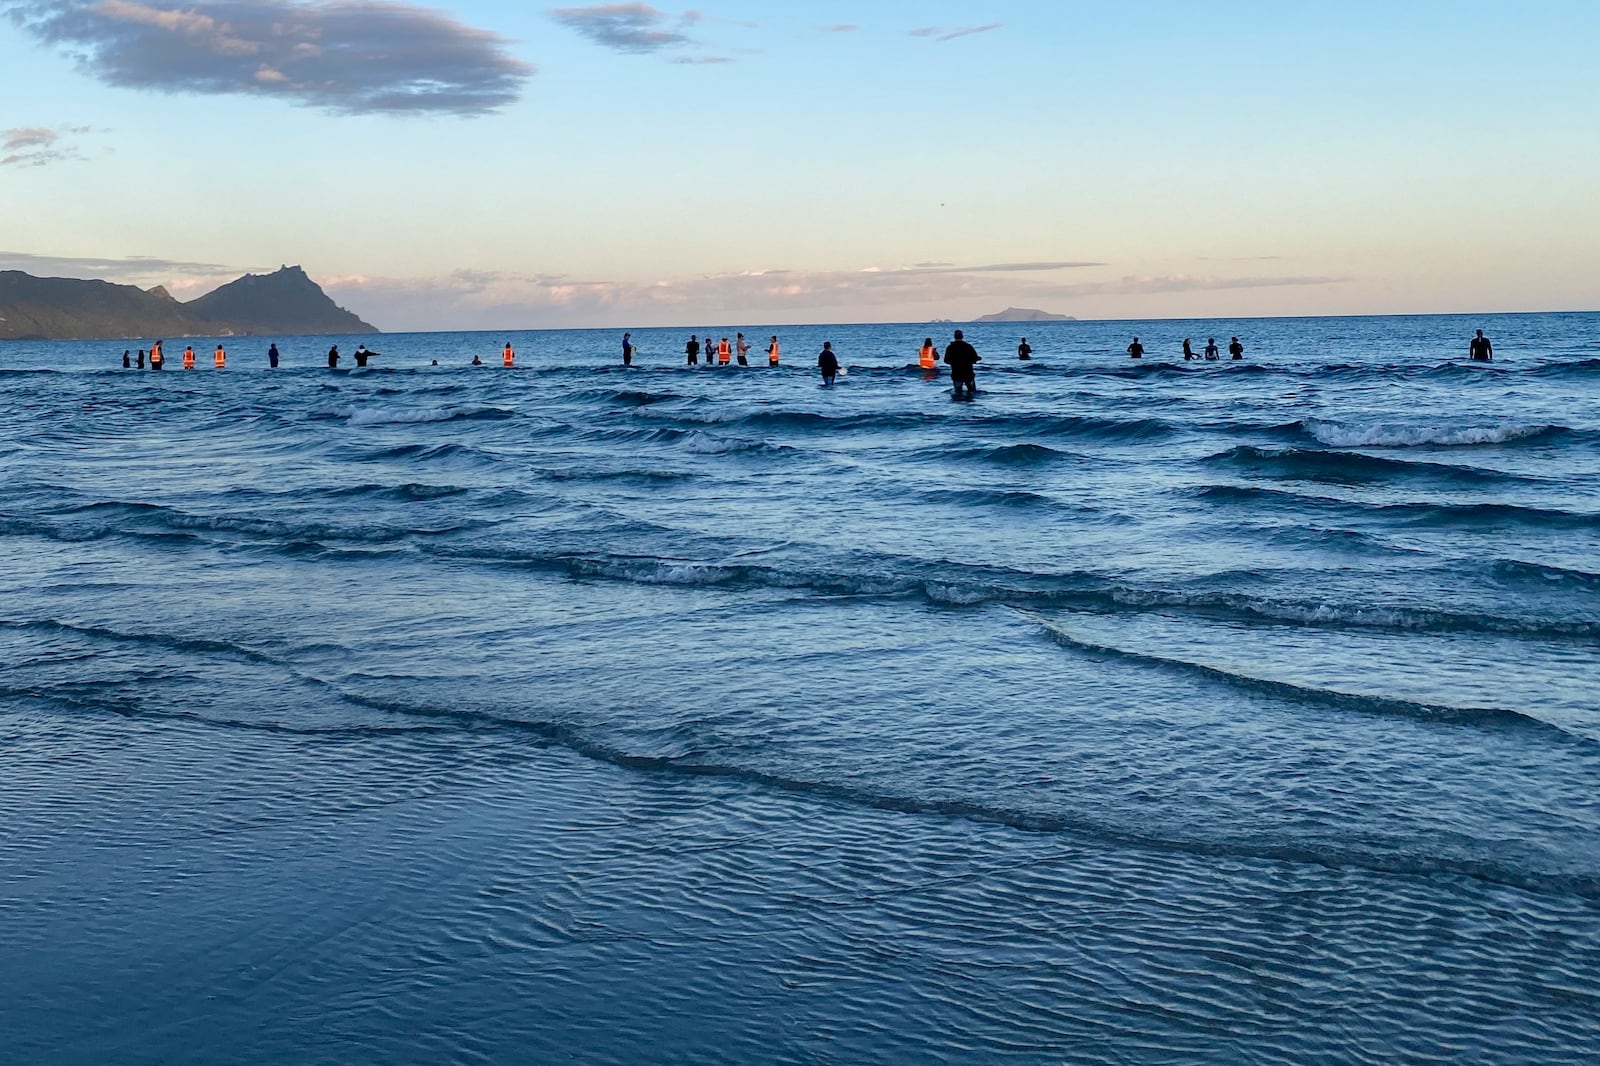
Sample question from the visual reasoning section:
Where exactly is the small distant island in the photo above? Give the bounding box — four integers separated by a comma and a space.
0, 265, 376, 341
974, 307, 1076, 323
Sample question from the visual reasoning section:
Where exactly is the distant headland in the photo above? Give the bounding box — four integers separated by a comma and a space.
974, 307, 1076, 323
0, 265, 376, 341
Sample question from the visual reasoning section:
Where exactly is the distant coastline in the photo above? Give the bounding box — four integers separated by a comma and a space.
0, 265, 376, 341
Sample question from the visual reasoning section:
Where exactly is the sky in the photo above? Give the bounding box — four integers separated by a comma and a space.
2, 0, 1598, 330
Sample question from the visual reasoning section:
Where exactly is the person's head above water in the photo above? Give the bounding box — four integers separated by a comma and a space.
953, 330, 964, 340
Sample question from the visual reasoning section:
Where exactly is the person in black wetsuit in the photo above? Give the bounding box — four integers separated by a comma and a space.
1182, 338, 1196, 361
818, 342, 840, 386
944, 329, 980, 398
686, 335, 700, 365
327, 345, 340, 368
1017, 337, 1032, 360
122, 350, 131, 369
622, 332, 635, 366
268, 342, 280, 368
1228, 336, 1244, 360
1469, 329, 1493, 361
1128, 337, 1144, 359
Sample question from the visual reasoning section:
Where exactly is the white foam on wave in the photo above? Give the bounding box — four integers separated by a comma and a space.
1307, 419, 1550, 448
347, 405, 503, 427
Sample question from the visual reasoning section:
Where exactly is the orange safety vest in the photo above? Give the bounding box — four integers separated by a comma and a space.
717, 339, 731, 363
503, 345, 514, 367
182, 348, 195, 369
919, 345, 936, 369
768, 340, 780, 365
214, 347, 226, 368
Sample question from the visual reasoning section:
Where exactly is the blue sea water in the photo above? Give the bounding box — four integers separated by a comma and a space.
2, 312, 1598, 1064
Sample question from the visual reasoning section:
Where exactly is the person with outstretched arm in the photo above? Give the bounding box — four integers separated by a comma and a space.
944, 329, 980, 398
818, 342, 840, 386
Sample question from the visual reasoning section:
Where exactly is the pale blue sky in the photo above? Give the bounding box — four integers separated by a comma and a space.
3, 1, 1597, 329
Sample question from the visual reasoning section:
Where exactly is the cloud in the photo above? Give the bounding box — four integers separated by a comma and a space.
909, 23, 1001, 43
1060, 274, 1348, 297
822, 23, 856, 33
547, 3, 693, 53
4, 0, 534, 116
1, 124, 94, 166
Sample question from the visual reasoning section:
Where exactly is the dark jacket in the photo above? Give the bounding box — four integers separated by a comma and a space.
944, 340, 980, 371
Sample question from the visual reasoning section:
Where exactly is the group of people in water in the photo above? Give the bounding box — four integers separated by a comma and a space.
116, 327, 1499, 384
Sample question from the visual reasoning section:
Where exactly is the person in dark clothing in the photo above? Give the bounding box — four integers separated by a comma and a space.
1228, 337, 1244, 360
268, 342, 280, 368
818, 341, 840, 386
1182, 338, 1196, 361
944, 329, 981, 398
327, 345, 340, 368
1128, 337, 1144, 359
1017, 337, 1033, 360
353, 344, 373, 368
136, 349, 145, 369
622, 332, 635, 366
149, 345, 164, 371
1469, 329, 1493, 361
122, 350, 131, 369
686, 336, 700, 365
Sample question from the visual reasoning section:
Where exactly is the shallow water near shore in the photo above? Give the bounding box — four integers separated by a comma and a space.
3, 312, 1599, 1063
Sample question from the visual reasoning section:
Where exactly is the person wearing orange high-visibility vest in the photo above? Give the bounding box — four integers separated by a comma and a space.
503, 342, 514, 367
182, 346, 196, 370
717, 337, 731, 365
214, 344, 226, 368
767, 335, 780, 367
919, 338, 938, 371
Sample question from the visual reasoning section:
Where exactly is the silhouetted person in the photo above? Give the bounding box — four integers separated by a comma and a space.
1228, 336, 1244, 360
136, 349, 145, 369
122, 349, 131, 369
1017, 337, 1032, 360
818, 341, 840, 386
686, 335, 700, 365
622, 332, 635, 366
1183, 338, 1196, 361
327, 345, 340, 368
944, 329, 980, 398
1127, 337, 1144, 359
268, 342, 280, 368
472, 354, 483, 366
353, 343, 371, 368
1469, 329, 1493, 362
1204, 337, 1219, 360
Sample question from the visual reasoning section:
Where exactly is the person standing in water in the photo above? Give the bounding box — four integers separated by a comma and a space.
919, 337, 939, 376
622, 332, 635, 366
686, 335, 700, 365
327, 345, 340, 368
122, 349, 131, 369
502, 341, 515, 368
818, 342, 840, 386
268, 343, 280, 368
1469, 329, 1494, 361
353, 344, 372, 368
767, 335, 780, 367
1017, 337, 1033, 360
1128, 336, 1144, 359
136, 349, 146, 369
1204, 337, 1219, 360
182, 345, 196, 370
736, 333, 750, 366
214, 344, 227, 368
1182, 338, 1196, 361
717, 337, 732, 365
1228, 336, 1244, 360
944, 329, 980, 398
149, 344, 164, 371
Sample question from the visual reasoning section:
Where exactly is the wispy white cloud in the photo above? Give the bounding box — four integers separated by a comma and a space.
909, 23, 1002, 43
1, 124, 95, 167
4, 0, 534, 116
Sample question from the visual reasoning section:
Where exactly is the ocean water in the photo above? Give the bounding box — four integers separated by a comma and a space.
2, 312, 1598, 1064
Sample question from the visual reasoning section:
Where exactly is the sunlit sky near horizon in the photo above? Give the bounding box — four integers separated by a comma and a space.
3, 1, 1598, 330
